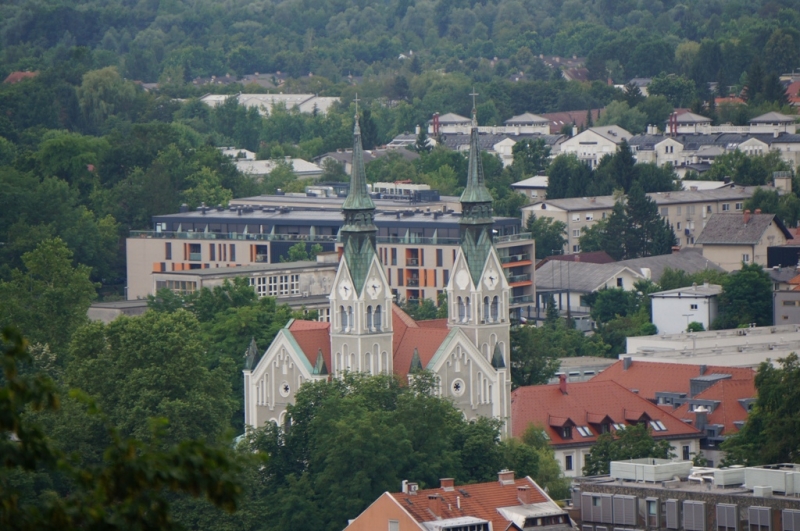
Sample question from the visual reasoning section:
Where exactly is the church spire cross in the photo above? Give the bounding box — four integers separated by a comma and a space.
469, 88, 479, 127
353, 93, 361, 135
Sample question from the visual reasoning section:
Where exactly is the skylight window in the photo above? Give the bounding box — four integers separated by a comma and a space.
613, 423, 626, 431
649, 420, 668, 431
576, 426, 593, 437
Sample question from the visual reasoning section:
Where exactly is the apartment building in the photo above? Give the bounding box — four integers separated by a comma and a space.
522, 184, 763, 254
126, 205, 535, 320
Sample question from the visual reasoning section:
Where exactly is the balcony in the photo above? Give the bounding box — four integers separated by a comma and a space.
494, 232, 532, 243
189, 252, 202, 261
510, 294, 534, 304
131, 230, 338, 242
506, 273, 532, 283
406, 258, 419, 266
500, 253, 530, 264
255, 254, 269, 262
406, 278, 420, 287
406, 298, 421, 305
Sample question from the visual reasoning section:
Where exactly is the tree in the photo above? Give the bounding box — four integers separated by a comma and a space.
77, 66, 142, 133
623, 82, 645, 107
546, 153, 592, 199
511, 138, 550, 177
0, 327, 244, 531
714, 263, 772, 329
722, 353, 800, 466
281, 242, 323, 262
590, 289, 639, 324
320, 158, 348, 182
414, 126, 432, 153
647, 73, 697, 107
583, 423, 675, 476
0, 238, 96, 353
705, 151, 790, 186
636, 96, 673, 130
658, 267, 727, 291
596, 101, 646, 134
526, 214, 567, 259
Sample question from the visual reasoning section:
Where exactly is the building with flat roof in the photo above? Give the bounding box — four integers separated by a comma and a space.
573, 459, 800, 531
522, 184, 763, 254
650, 283, 722, 334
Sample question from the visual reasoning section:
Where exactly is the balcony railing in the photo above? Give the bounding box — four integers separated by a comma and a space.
406, 258, 419, 266
494, 232, 532, 243
510, 294, 534, 304
131, 230, 338, 242
406, 278, 420, 287
189, 252, 202, 261
500, 253, 530, 264
406, 298, 421, 305
506, 273, 532, 283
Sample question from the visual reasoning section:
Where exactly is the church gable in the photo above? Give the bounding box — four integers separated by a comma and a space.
362, 256, 391, 302
332, 258, 357, 303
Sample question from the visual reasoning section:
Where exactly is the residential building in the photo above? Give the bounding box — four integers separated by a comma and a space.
590, 359, 755, 466
344, 472, 573, 531
437, 132, 563, 167
199, 93, 339, 115
695, 211, 793, 271
87, 300, 149, 324
511, 175, 549, 201
574, 459, 800, 530
540, 109, 602, 134
522, 184, 763, 254
549, 356, 617, 384
427, 112, 552, 136
625, 323, 800, 368
650, 283, 722, 334
243, 106, 514, 433
774, 289, 800, 325
126, 205, 535, 319
512, 378, 702, 476
559, 126, 633, 168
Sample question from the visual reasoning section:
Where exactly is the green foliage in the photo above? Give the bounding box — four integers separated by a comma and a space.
583, 423, 675, 476
281, 242, 323, 263
647, 73, 697, 108
511, 138, 550, 177
658, 267, 728, 291
1, 326, 245, 531
526, 214, 567, 259
722, 353, 800, 466
596, 101, 646, 134
744, 187, 800, 228
510, 322, 608, 388
714, 263, 773, 329
401, 298, 441, 321
704, 151, 790, 186
687, 321, 706, 332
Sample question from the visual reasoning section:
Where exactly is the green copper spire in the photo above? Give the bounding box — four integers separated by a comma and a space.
491, 343, 505, 369
459, 91, 494, 284
340, 98, 377, 295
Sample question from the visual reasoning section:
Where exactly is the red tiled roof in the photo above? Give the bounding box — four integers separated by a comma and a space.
417, 318, 449, 329
540, 109, 601, 134
391, 306, 451, 376
3, 71, 37, 84
590, 359, 755, 401
511, 380, 701, 443
288, 320, 331, 373
715, 96, 746, 106
390, 476, 551, 530
673, 379, 756, 435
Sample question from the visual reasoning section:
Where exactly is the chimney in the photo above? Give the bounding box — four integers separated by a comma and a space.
427, 494, 445, 516
623, 357, 633, 370
517, 486, 533, 505
700, 365, 707, 375
694, 406, 708, 433
498, 470, 516, 485
755, 208, 762, 215
672, 245, 682, 254
407, 482, 419, 495
440, 478, 455, 491
572, 125, 578, 137
744, 209, 751, 224
559, 374, 568, 394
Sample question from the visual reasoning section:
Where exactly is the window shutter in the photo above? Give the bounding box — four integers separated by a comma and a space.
582, 526, 594, 531
601, 494, 614, 523
783, 509, 800, 531
717, 504, 737, 531
613, 496, 624, 525
582, 493, 593, 521
750, 507, 771, 531
666, 500, 679, 530
612, 495, 637, 526
684, 501, 706, 531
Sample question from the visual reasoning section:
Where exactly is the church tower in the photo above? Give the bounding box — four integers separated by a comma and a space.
329, 105, 394, 376
446, 96, 511, 369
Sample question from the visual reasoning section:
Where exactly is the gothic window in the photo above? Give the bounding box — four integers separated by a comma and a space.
483, 297, 490, 321
365, 353, 372, 374
466, 297, 472, 321
458, 297, 465, 322
374, 305, 382, 331
349, 353, 356, 371
381, 351, 389, 373
347, 306, 354, 332
366, 305, 373, 331
340, 305, 348, 332
491, 296, 499, 322
335, 352, 342, 373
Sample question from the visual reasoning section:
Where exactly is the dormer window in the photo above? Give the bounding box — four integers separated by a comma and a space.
562, 426, 572, 439
601, 423, 610, 434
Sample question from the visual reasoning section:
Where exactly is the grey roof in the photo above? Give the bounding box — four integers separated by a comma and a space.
616, 248, 725, 282
695, 213, 792, 245
769, 266, 800, 283
440, 133, 563, 151
535, 261, 642, 292
505, 112, 548, 124
650, 283, 723, 298
674, 112, 712, 124
589, 125, 632, 143
531, 184, 760, 211
749, 112, 796, 124
628, 134, 663, 151
430, 112, 471, 124
628, 132, 800, 151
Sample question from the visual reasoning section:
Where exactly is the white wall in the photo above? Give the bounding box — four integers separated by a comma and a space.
652, 296, 718, 334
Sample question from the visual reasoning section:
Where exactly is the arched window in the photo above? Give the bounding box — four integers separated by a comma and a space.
366, 305, 373, 331
381, 351, 389, 374
347, 306, 354, 332
466, 297, 472, 322
335, 352, 342, 373
458, 297, 465, 322
365, 353, 372, 374
483, 297, 490, 321
349, 353, 356, 371
374, 305, 382, 331
491, 296, 499, 322
340, 305, 348, 332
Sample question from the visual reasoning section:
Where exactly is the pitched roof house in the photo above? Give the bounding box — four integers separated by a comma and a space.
696, 211, 793, 271
512, 379, 702, 476
343, 472, 573, 531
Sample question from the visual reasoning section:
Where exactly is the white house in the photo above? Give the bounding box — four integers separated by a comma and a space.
559, 126, 633, 168
650, 283, 722, 334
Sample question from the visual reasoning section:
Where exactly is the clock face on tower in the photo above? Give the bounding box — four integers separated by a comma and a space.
483, 269, 499, 290
367, 277, 383, 299
338, 280, 353, 299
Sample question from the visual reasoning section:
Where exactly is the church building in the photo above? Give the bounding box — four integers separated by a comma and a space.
243, 102, 512, 434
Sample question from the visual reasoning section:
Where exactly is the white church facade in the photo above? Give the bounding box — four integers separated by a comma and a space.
243, 104, 512, 434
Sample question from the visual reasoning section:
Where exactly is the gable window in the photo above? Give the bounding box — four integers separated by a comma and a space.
366, 306, 374, 331
722, 203, 731, 211
562, 426, 572, 439
616, 277, 623, 287
374, 306, 382, 331
389, 520, 399, 531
